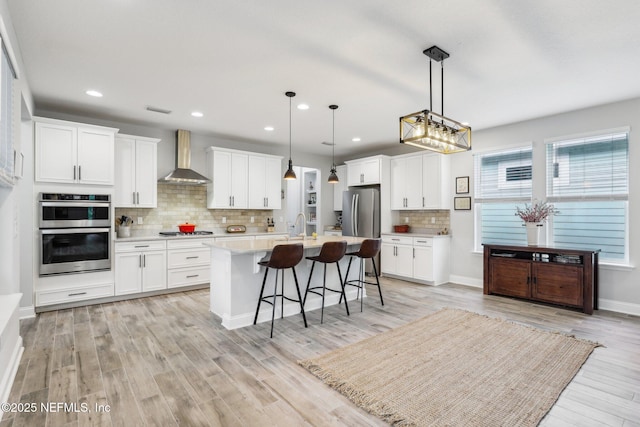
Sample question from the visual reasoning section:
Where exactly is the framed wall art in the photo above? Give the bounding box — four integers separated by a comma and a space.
456, 176, 469, 194
454, 196, 471, 210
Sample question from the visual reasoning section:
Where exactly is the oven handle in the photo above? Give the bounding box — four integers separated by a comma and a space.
40, 227, 111, 234
40, 201, 110, 208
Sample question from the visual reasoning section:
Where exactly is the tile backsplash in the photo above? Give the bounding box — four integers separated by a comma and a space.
391, 210, 450, 233
115, 184, 275, 235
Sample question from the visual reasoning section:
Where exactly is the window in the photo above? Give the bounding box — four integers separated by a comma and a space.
0, 38, 16, 187
474, 146, 532, 250
546, 130, 629, 262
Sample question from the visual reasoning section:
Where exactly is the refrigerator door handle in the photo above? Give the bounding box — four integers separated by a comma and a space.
353, 194, 359, 236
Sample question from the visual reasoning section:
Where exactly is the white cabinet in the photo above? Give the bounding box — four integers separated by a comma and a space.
115, 240, 167, 295
381, 234, 450, 285
381, 235, 413, 277
333, 165, 347, 211
206, 148, 248, 209
167, 238, 213, 289
248, 154, 282, 209
35, 118, 118, 185
389, 153, 451, 210
391, 156, 423, 210
422, 154, 451, 209
114, 134, 160, 208
346, 156, 384, 186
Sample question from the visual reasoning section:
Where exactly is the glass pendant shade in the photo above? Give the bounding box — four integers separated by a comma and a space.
328, 167, 339, 183
284, 159, 296, 180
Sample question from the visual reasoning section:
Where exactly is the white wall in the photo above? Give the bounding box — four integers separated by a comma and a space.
449, 97, 640, 313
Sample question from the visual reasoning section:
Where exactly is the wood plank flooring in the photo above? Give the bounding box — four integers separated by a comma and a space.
2, 278, 640, 426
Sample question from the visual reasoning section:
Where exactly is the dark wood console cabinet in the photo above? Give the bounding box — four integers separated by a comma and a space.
483, 244, 599, 314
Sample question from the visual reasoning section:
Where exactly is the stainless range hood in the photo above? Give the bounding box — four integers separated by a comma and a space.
159, 129, 211, 185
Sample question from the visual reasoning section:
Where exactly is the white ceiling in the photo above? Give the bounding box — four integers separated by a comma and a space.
7, 0, 640, 157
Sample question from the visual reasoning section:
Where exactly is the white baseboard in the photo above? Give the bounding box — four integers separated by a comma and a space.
598, 298, 640, 316
19, 305, 35, 320
449, 275, 483, 289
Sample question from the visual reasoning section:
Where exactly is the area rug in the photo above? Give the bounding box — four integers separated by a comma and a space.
299, 308, 599, 427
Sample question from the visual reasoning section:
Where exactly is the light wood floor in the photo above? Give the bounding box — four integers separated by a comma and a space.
3, 278, 640, 427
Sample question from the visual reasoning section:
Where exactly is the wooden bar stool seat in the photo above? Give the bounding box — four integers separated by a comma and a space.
341, 239, 383, 312
303, 240, 349, 323
253, 243, 307, 338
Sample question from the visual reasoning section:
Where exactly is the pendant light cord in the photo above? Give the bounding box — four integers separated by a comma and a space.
289, 95, 292, 159
332, 108, 335, 164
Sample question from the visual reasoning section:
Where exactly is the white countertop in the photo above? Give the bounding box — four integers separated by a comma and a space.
382, 232, 451, 238
114, 231, 287, 242
204, 235, 366, 254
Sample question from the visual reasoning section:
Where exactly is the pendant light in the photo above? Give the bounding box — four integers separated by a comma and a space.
328, 104, 339, 184
283, 91, 297, 180
399, 45, 471, 154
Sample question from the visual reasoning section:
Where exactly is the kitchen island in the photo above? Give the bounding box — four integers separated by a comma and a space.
205, 236, 367, 330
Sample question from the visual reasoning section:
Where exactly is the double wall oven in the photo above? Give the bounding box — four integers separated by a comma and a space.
39, 193, 112, 276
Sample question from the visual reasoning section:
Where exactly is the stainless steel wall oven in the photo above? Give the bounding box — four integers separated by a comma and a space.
39, 193, 112, 276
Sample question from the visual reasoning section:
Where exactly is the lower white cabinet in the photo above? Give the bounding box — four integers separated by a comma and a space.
115, 240, 167, 295
381, 234, 450, 285
167, 238, 213, 288
381, 236, 414, 277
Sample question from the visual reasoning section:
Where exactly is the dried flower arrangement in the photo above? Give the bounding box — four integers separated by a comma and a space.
515, 200, 558, 223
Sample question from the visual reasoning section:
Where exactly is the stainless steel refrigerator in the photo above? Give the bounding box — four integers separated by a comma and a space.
342, 186, 380, 274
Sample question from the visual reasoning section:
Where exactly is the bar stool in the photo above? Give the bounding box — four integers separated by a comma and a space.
253, 243, 307, 338
341, 239, 383, 312
303, 240, 349, 323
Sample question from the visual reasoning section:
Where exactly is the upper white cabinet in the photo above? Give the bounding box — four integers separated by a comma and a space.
35, 117, 118, 185
114, 134, 160, 208
333, 165, 347, 211
422, 153, 451, 209
346, 156, 385, 186
207, 147, 281, 210
248, 154, 282, 209
391, 155, 423, 210
389, 152, 451, 210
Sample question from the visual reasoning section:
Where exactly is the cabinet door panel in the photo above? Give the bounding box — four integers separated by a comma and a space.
488, 259, 531, 298
114, 138, 136, 207
248, 155, 267, 208
380, 243, 395, 274
390, 158, 406, 209
533, 264, 583, 307
210, 151, 232, 208
362, 159, 380, 184
115, 252, 142, 295
135, 140, 158, 207
35, 123, 77, 183
413, 246, 433, 281
230, 153, 248, 208
264, 156, 282, 209
142, 251, 167, 291
77, 128, 114, 185
333, 165, 346, 211
396, 245, 413, 277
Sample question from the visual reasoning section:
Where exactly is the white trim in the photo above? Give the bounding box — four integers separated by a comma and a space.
0, 15, 20, 78
471, 142, 533, 156
543, 126, 630, 145
449, 275, 483, 288
598, 298, 640, 316
0, 337, 23, 414
19, 305, 36, 319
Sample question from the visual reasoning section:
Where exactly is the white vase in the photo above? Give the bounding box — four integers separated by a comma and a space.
118, 225, 131, 238
525, 223, 541, 246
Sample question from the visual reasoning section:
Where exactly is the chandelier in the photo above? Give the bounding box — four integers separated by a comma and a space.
400, 46, 471, 154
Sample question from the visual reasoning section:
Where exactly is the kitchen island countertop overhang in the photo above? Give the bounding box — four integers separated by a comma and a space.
205, 236, 369, 330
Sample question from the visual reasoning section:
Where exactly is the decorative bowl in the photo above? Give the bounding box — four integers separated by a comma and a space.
393, 224, 410, 233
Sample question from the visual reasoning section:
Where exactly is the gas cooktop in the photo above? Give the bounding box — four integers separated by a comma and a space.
159, 231, 214, 236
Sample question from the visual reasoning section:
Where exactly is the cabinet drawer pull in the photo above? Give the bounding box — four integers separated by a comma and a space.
392, 238, 400, 241
186, 274, 199, 278
78, 165, 82, 181
68, 291, 87, 297
73, 165, 77, 180
135, 245, 150, 248
186, 256, 199, 259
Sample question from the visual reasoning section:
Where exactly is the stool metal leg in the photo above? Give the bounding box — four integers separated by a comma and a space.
254, 267, 269, 325
302, 261, 316, 308
321, 264, 327, 324
291, 267, 307, 328
336, 262, 349, 316
359, 257, 364, 312
270, 269, 279, 338
372, 257, 384, 305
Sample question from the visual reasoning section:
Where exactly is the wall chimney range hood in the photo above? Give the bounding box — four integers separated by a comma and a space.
159, 129, 211, 185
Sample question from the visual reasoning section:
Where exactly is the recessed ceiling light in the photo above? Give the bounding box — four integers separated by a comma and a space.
191, 111, 204, 118
264, 126, 274, 131
352, 137, 361, 142
86, 90, 103, 97
461, 122, 470, 126
297, 104, 309, 110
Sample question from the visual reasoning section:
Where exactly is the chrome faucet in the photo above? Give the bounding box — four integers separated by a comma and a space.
294, 212, 307, 238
